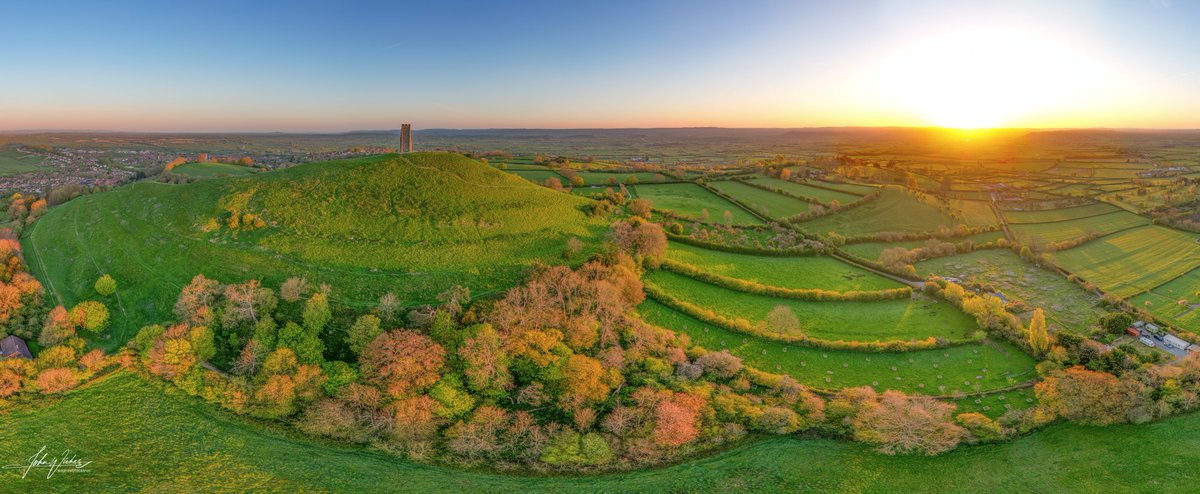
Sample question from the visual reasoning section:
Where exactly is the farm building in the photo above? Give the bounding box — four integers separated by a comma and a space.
0, 335, 32, 359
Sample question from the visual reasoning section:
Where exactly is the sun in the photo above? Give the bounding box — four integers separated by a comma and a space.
871, 26, 1101, 129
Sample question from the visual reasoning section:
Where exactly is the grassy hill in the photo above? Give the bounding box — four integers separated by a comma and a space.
23, 152, 605, 349
169, 161, 259, 178
4, 370, 1199, 493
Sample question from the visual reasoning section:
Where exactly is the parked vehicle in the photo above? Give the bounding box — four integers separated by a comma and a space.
1139, 336, 1157, 348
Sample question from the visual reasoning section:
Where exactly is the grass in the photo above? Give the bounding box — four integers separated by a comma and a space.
508, 169, 564, 183
949, 199, 1000, 227
644, 269, 979, 342
1051, 225, 1200, 298
1003, 202, 1121, 223
573, 171, 668, 185
915, 250, 1106, 333
0, 147, 46, 175
1008, 210, 1149, 246
664, 241, 904, 292
640, 300, 1035, 395
1130, 267, 1200, 333
631, 183, 762, 225
170, 161, 258, 178
743, 176, 862, 204
706, 180, 812, 218
840, 231, 1005, 261
810, 180, 878, 196
796, 186, 960, 237
22, 153, 606, 350
14, 370, 1200, 492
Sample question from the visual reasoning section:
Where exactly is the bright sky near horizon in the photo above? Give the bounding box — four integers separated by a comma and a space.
2, 0, 1198, 131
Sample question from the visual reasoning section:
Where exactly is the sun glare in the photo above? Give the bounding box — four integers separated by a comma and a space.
868, 26, 1108, 129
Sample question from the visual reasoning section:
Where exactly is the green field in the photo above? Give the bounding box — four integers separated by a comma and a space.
1051, 225, 1200, 298
841, 231, 1006, 261
664, 241, 903, 291
743, 176, 862, 204
1003, 202, 1123, 224
641, 300, 1035, 395
796, 187, 960, 237
706, 180, 812, 218
15, 370, 1200, 493
1130, 267, 1200, 333
644, 270, 979, 342
1009, 210, 1149, 246
170, 162, 258, 178
950, 199, 1000, 227
811, 180, 878, 196
631, 183, 762, 225
915, 250, 1106, 333
0, 147, 46, 175
509, 169, 564, 183
23, 153, 605, 349
573, 171, 668, 185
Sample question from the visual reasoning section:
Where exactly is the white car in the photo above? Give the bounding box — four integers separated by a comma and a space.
1139, 336, 1157, 348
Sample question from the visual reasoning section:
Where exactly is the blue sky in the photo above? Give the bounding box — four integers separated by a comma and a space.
2, 0, 1198, 130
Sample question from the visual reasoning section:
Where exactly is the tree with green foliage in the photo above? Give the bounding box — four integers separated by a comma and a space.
540, 431, 614, 466
320, 361, 358, 396
345, 314, 383, 356
430, 375, 476, 419
94, 274, 117, 296
1099, 312, 1135, 335
71, 301, 109, 333
277, 321, 324, 364
1028, 308, 1051, 357
302, 293, 331, 333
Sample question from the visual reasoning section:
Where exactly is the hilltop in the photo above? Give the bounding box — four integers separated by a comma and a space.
23, 152, 605, 348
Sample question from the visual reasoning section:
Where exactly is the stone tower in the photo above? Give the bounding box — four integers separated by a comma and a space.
400, 124, 412, 153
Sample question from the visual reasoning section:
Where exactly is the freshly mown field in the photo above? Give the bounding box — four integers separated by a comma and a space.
915, 250, 1106, 333
641, 300, 1035, 395
1008, 210, 1148, 246
170, 162, 258, 178
22, 153, 606, 349
664, 241, 903, 291
644, 270, 979, 342
0, 147, 46, 175
12, 370, 1200, 493
1130, 267, 1200, 333
1002, 202, 1121, 223
743, 176, 862, 204
797, 187, 959, 237
631, 183, 762, 225
840, 231, 1005, 261
706, 180, 812, 218
1051, 225, 1200, 298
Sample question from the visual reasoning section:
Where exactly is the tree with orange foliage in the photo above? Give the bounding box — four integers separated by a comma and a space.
458, 324, 511, 397
851, 390, 964, 455
360, 329, 445, 398
652, 392, 706, 447
237, 156, 254, 166
558, 354, 618, 410
35, 367, 81, 394
1035, 366, 1138, 425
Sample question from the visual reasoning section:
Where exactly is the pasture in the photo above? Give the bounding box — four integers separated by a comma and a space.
1008, 210, 1148, 246
0, 147, 46, 175
631, 183, 762, 225
707, 180, 813, 218
1130, 267, 1200, 333
508, 169, 564, 183
169, 162, 258, 178
915, 249, 1106, 333
22, 153, 606, 349
797, 186, 961, 237
1003, 202, 1122, 223
1050, 225, 1200, 298
743, 176, 862, 204
663, 241, 904, 291
644, 269, 979, 342
840, 231, 1005, 261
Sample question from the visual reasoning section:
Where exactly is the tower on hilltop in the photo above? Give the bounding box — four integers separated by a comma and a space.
400, 124, 412, 152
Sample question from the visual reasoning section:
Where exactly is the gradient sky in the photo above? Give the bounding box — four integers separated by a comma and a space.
2, 0, 1198, 131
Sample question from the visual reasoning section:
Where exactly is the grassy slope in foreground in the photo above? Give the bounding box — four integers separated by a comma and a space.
22, 153, 605, 349
640, 299, 1035, 395
4, 371, 1197, 493
644, 269, 979, 342
664, 241, 904, 292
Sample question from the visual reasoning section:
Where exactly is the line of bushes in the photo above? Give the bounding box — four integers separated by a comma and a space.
665, 231, 827, 257
838, 224, 1003, 245
786, 187, 884, 224
644, 283, 975, 352
659, 259, 912, 301
733, 179, 826, 206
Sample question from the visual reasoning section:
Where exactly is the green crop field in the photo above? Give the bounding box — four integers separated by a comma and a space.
664, 241, 903, 291
1051, 225, 1200, 298
631, 183, 762, 225
797, 187, 961, 237
170, 162, 258, 178
915, 250, 1106, 333
1009, 210, 1149, 246
707, 180, 812, 218
1130, 267, 1200, 333
573, 171, 668, 185
841, 231, 1005, 261
743, 176, 862, 204
641, 300, 1035, 395
13, 370, 1200, 493
0, 147, 46, 175
22, 153, 606, 349
1003, 202, 1122, 223
644, 270, 979, 342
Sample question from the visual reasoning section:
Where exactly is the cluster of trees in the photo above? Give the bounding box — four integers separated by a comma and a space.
667, 222, 827, 256
0, 337, 113, 398
0, 231, 49, 343
1149, 203, 1200, 233
877, 236, 1003, 277
6, 193, 48, 228
922, 278, 1022, 349
784, 188, 883, 224
659, 259, 911, 302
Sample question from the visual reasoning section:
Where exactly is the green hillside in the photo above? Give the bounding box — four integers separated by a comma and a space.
169, 161, 259, 178
23, 152, 605, 348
